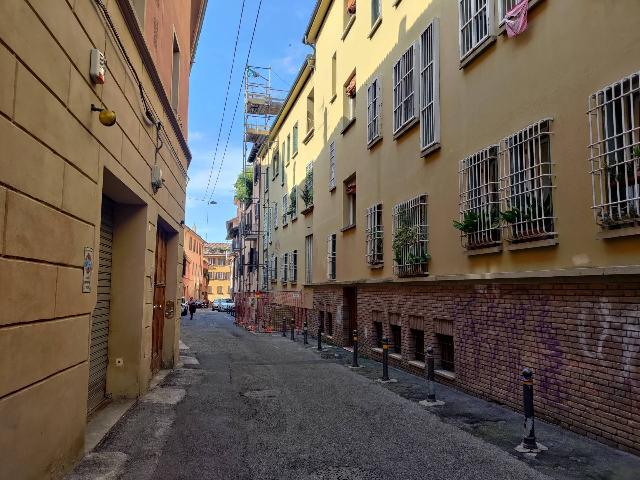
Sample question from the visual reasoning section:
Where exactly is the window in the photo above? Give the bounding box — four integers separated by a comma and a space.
326, 312, 334, 336
367, 77, 383, 146
458, 146, 501, 249
499, 0, 531, 22
265, 166, 269, 192
459, 0, 491, 60
282, 193, 288, 225
305, 234, 313, 284
499, 119, 555, 242
371, 0, 381, 26
331, 53, 337, 100
287, 134, 291, 164
171, 33, 180, 111
343, 0, 356, 31
343, 176, 356, 228
392, 194, 428, 276
289, 250, 298, 283
307, 89, 315, 134
282, 253, 288, 283
344, 72, 357, 126
327, 234, 336, 280
366, 203, 383, 265
328, 140, 337, 191
281, 146, 285, 186
302, 162, 314, 208
269, 255, 277, 282
437, 334, 455, 372
589, 71, 640, 228
273, 201, 279, 229
373, 321, 383, 348
419, 20, 440, 153
290, 186, 297, 220
293, 124, 299, 156
391, 324, 402, 354
217, 286, 223, 295
393, 43, 418, 134
272, 148, 279, 179
411, 329, 425, 362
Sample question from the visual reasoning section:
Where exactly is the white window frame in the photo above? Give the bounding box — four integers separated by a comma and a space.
366, 203, 384, 265
327, 234, 336, 280
458, 0, 492, 61
392, 194, 428, 277
367, 76, 383, 146
499, 118, 556, 243
305, 234, 313, 284
289, 250, 298, 283
589, 71, 640, 228
419, 19, 440, 154
329, 140, 337, 190
393, 42, 419, 135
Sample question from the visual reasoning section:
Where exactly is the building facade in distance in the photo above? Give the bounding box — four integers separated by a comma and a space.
250, 0, 640, 456
182, 225, 208, 301
0, 0, 206, 478
204, 242, 232, 300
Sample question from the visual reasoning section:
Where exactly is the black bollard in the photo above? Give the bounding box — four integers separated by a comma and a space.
290, 320, 295, 341
352, 329, 359, 368
382, 337, 389, 381
317, 325, 323, 351
521, 368, 537, 450
426, 346, 436, 401
303, 322, 308, 345
282, 319, 286, 337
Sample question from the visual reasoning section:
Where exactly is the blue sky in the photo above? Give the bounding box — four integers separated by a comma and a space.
185, 0, 316, 242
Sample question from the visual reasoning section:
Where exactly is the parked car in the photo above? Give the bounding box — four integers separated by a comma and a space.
213, 298, 234, 313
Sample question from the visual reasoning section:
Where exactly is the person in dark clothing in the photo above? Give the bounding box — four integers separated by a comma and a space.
188, 297, 197, 320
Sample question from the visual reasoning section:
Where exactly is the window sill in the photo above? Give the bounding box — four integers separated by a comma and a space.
465, 245, 502, 256
497, 0, 545, 36
301, 204, 314, 216
421, 142, 440, 158
341, 15, 356, 40
368, 262, 384, 269
597, 225, 640, 240
292, 151, 298, 160
282, 223, 288, 229
367, 135, 383, 150
408, 360, 425, 369
303, 128, 314, 145
435, 369, 456, 381
291, 216, 298, 223
393, 116, 418, 141
341, 223, 356, 233
372, 347, 383, 354
389, 353, 402, 361
341, 117, 356, 135
459, 35, 496, 69
506, 237, 558, 252
368, 17, 382, 39
393, 0, 403, 7
329, 94, 337, 104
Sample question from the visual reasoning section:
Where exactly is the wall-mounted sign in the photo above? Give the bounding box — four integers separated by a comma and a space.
83, 247, 94, 293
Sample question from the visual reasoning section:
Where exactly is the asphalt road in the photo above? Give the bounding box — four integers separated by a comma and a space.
71, 309, 552, 480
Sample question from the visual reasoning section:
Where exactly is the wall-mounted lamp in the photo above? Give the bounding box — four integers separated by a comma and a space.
91, 104, 116, 127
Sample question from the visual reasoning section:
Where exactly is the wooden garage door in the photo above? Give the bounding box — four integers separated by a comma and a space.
88, 197, 114, 414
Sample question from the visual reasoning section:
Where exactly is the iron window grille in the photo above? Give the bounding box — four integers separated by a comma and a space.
303, 162, 314, 208
419, 19, 440, 153
392, 194, 429, 277
459, 0, 491, 60
282, 193, 288, 226
393, 42, 418, 134
499, 119, 556, 243
281, 253, 288, 283
290, 186, 298, 220
589, 71, 640, 228
391, 325, 402, 354
458, 146, 501, 249
365, 203, 384, 265
329, 141, 337, 190
305, 235, 313, 284
289, 250, 298, 283
327, 234, 337, 280
367, 76, 383, 146
437, 334, 455, 372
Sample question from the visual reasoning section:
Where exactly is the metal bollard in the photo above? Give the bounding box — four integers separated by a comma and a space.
317, 325, 323, 351
352, 329, 359, 367
282, 320, 287, 337
426, 346, 436, 401
303, 322, 308, 344
521, 368, 537, 450
290, 320, 295, 341
382, 337, 389, 381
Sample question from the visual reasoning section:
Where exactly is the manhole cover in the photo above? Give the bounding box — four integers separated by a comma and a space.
241, 389, 279, 399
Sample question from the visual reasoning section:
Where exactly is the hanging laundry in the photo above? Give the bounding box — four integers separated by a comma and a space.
504, 0, 529, 38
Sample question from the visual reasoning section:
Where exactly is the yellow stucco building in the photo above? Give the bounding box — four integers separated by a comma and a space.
204, 242, 232, 301
250, 0, 640, 456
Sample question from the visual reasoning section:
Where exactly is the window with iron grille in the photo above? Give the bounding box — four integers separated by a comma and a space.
589, 71, 640, 228
281, 253, 288, 283
499, 119, 555, 243
305, 234, 313, 284
282, 193, 288, 226
419, 20, 440, 153
392, 194, 429, 276
393, 43, 418, 134
302, 162, 314, 208
329, 141, 337, 190
290, 186, 298, 220
411, 329, 425, 362
366, 203, 383, 265
289, 250, 298, 283
327, 234, 336, 280
367, 77, 383, 146
391, 325, 402, 354
458, 146, 501, 249
437, 334, 455, 372
373, 321, 383, 348
459, 0, 491, 60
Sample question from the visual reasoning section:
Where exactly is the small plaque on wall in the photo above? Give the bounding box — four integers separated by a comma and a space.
82, 247, 94, 293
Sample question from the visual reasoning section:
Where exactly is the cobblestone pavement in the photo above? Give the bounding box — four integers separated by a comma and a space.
68, 310, 638, 480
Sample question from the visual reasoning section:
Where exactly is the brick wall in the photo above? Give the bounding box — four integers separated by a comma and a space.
310, 278, 640, 455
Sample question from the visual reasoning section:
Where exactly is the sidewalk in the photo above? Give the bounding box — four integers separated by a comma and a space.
298, 335, 640, 480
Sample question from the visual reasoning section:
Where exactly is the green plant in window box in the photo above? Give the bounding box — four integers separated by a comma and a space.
301, 172, 314, 207
452, 211, 480, 234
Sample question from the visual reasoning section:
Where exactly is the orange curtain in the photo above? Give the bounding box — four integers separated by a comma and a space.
347, 0, 356, 15
345, 76, 356, 98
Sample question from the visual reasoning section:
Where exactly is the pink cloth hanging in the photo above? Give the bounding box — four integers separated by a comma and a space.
504, 0, 529, 38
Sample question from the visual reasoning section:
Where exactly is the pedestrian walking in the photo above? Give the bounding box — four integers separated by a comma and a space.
188, 297, 197, 320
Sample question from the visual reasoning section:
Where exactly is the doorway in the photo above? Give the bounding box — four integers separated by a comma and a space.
152, 226, 168, 373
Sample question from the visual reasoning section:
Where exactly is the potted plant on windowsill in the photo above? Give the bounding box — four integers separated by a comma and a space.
453, 210, 501, 249
393, 208, 429, 276
301, 173, 314, 215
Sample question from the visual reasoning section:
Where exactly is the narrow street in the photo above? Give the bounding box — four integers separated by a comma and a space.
69, 309, 556, 480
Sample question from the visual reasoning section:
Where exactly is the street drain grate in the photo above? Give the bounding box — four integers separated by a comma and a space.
241, 389, 279, 399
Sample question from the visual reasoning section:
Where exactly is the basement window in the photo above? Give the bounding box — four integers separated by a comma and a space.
326, 312, 334, 337
391, 325, 402, 354
411, 329, 425, 362
437, 334, 455, 372
373, 321, 383, 348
